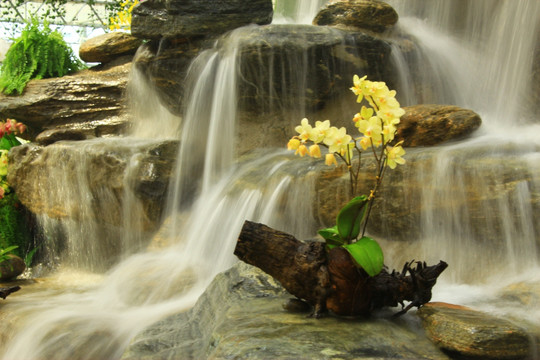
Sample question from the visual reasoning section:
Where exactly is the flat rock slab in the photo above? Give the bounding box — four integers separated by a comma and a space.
131, 0, 273, 40
417, 302, 532, 359
79, 32, 142, 63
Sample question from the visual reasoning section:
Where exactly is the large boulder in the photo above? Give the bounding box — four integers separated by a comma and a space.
313, 0, 399, 33
79, 32, 143, 63
122, 262, 450, 360
131, 0, 273, 40
0, 57, 132, 137
134, 24, 395, 119
7, 139, 177, 232
7, 139, 178, 268
417, 302, 531, 359
396, 104, 482, 146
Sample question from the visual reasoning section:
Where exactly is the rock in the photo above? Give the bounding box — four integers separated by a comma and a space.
236, 25, 393, 116
35, 128, 90, 146
0, 56, 132, 137
315, 142, 540, 253
313, 0, 399, 33
131, 0, 273, 40
6, 139, 178, 268
79, 32, 143, 63
132, 38, 210, 116
135, 24, 394, 118
417, 302, 532, 359
122, 262, 449, 360
396, 104, 482, 146
0, 255, 26, 281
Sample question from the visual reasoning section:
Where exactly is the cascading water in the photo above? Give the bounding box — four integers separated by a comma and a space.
382, 0, 540, 323
2, 0, 540, 358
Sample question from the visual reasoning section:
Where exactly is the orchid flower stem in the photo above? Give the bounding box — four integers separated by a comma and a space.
362, 155, 388, 237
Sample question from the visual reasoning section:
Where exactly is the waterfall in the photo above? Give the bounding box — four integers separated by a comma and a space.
2, 0, 540, 358
273, 0, 328, 24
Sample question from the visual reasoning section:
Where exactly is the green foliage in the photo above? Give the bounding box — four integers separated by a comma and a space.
0, 245, 18, 264
319, 196, 383, 276
0, 193, 32, 261
342, 237, 384, 277
0, 18, 86, 95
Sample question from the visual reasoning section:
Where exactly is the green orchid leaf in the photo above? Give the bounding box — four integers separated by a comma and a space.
336, 195, 368, 242
343, 236, 384, 277
318, 226, 344, 246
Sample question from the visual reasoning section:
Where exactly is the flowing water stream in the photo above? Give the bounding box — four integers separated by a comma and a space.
1, 0, 540, 358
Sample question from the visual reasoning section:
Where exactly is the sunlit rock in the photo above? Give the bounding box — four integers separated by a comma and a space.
0, 57, 131, 137
417, 302, 531, 359
313, 0, 399, 33
131, 0, 273, 40
396, 104, 482, 147
79, 32, 142, 63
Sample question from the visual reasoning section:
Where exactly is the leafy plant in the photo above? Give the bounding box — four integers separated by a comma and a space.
0, 245, 18, 265
0, 119, 33, 264
0, 18, 85, 95
287, 75, 406, 276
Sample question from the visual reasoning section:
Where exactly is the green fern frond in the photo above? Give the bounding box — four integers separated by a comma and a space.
0, 18, 86, 95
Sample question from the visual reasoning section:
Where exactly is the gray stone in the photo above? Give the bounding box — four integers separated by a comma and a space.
79, 32, 143, 63
396, 104, 482, 147
313, 0, 399, 33
417, 302, 532, 359
0, 56, 132, 137
131, 0, 273, 40
122, 262, 449, 360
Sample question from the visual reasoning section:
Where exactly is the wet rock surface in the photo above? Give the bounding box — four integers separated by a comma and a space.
417, 302, 532, 359
314, 0, 399, 33
122, 262, 450, 360
7, 139, 178, 234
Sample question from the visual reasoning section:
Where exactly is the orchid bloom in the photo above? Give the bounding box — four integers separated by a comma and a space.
294, 118, 313, 142
287, 138, 301, 151
385, 141, 406, 169
325, 153, 338, 166
323, 126, 352, 157
356, 116, 383, 146
309, 144, 322, 158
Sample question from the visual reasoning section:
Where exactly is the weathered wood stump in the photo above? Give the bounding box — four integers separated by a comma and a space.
234, 220, 447, 317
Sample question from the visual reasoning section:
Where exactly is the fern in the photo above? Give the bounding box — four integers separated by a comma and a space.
0, 18, 86, 95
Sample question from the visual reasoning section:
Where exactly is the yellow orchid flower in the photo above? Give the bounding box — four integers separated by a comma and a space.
309, 144, 322, 158
325, 153, 338, 166
385, 142, 406, 169
287, 138, 300, 150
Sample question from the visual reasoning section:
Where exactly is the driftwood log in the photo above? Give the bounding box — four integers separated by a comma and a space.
234, 220, 447, 317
